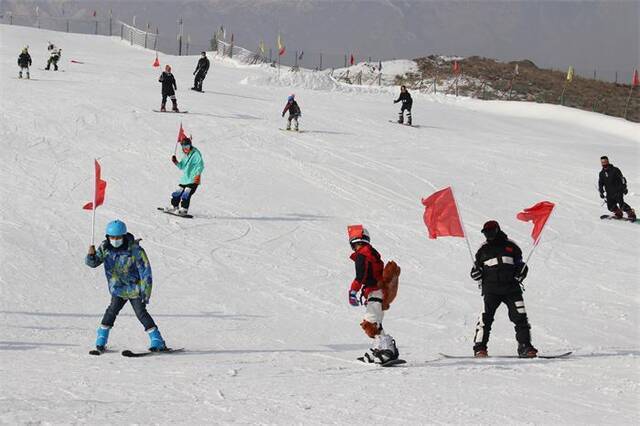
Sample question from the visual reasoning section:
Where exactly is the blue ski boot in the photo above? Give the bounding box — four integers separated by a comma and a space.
95, 326, 110, 351
148, 327, 167, 351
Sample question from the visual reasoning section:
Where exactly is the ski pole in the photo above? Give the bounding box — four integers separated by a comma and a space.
450, 186, 475, 265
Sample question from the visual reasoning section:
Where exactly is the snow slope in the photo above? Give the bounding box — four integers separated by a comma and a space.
1, 25, 639, 424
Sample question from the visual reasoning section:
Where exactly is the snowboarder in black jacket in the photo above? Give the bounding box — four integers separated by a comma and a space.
17, 47, 32, 79
192, 52, 210, 92
470, 221, 538, 358
393, 85, 412, 125
282, 94, 301, 131
158, 65, 179, 112
598, 156, 635, 220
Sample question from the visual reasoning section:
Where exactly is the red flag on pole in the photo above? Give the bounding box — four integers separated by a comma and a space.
83, 160, 107, 210
421, 187, 465, 239
632, 69, 639, 88
350, 54, 355, 66
177, 123, 187, 142
452, 60, 460, 74
516, 201, 555, 242
152, 53, 160, 67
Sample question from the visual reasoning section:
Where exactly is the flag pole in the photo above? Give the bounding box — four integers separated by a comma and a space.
450, 186, 475, 264
521, 205, 556, 278
91, 159, 97, 245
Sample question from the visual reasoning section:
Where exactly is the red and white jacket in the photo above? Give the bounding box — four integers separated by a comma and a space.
349, 244, 384, 298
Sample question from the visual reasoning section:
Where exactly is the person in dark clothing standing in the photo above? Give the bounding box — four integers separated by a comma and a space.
191, 52, 210, 92
281, 94, 301, 131
393, 85, 413, 125
17, 47, 32, 79
470, 220, 538, 358
598, 156, 635, 221
158, 64, 179, 112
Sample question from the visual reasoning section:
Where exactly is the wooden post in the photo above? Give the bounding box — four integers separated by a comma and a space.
269, 48, 272, 63
109, 11, 112, 36
154, 27, 159, 51
95, 19, 98, 35
344, 54, 347, 68
624, 86, 635, 120
120, 24, 123, 40
177, 17, 183, 55
615, 71, 618, 84
319, 53, 322, 70
67, 20, 69, 32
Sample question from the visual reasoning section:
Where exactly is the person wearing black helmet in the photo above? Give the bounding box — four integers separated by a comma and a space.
393, 85, 412, 125
191, 51, 210, 92
158, 64, 178, 112
469, 220, 537, 358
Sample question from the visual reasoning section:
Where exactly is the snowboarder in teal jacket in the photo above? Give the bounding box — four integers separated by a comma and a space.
165, 137, 204, 216
85, 220, 167, 352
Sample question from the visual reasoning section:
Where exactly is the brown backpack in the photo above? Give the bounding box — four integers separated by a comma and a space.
378, 261, 401, 310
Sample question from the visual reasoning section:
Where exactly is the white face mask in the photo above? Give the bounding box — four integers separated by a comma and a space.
109, 238, 124, 248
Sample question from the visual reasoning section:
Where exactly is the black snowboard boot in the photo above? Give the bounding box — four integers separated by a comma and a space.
518, 343, 538, 358
171, 99, 179, 112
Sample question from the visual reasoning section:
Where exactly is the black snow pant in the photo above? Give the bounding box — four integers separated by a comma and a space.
101, 296, 157, 331
193, 71, 207, 91
171, 183, 199, 209
45, 56, 59, 71
606, 193, 633, 214
398, 105, 412, 124
473, 291, 531, 350
161, 91, 177, 110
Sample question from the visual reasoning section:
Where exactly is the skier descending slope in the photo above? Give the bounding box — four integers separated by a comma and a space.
166, 137, 204, 216
393, 85, 412, 125
281, 94, 301, 131
598, 155, 636, 221
347, 225, 400, 364
44, 42, 61, 71
86, 220, 167, 353
17, 47, 32, 79
470, 221, 537, 358
191, 52, 210, 92
158, 64, 179, 112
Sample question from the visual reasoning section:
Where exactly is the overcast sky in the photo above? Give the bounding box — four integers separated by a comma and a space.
3, 0, 639, 81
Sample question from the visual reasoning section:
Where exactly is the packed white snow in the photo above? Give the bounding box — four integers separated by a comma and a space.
0, 25, 639, 424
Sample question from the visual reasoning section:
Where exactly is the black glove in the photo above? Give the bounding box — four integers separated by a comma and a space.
516, 264, 529, 283
470, 265, 482, 281
281, 113, 285, 118
599, 192, 605, 199
623, 187, 628, 195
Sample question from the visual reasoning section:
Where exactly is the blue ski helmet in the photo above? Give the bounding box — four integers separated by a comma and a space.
105, 220, 127, 237
287, 94, 295, 102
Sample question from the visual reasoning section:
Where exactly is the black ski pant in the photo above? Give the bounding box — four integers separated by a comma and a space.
101, 296, 157, 331
473, 291, 531, 350
161, 91, 177, 109
45, 56, 59, 71
398, 105, 412, 123
606, 193, 632, 214
171, 183, 199, 209
194, 71, 207, 91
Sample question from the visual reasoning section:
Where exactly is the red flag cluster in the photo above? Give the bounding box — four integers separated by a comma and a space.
83, 160, 107, 210
452, 60, 461, 75
422, 187, 554, 243
177, 123, 187, 142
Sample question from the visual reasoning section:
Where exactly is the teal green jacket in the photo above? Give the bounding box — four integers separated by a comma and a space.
176, 147, 204, 185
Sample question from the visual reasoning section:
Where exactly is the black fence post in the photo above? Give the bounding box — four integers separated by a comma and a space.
120, 24, 123, 40
67, 20, 69, 32
319, 53, 322, 70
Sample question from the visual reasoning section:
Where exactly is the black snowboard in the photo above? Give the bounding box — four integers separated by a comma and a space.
122, 348, 184, 358
357, 357, 407, 367
157, 207, 193, 219
152, 110, 189, 114
600, 214, 637, 223
388, 120, 418, 128
438, 351, 572, 360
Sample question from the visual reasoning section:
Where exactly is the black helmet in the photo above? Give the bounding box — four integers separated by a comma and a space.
180, 137, 192, 146
481, 220, 500, 240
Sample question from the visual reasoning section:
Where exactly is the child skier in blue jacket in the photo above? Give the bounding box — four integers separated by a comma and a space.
86, 220, 167, 352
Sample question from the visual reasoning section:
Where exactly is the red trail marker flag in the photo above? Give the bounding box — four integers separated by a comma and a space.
421, 187, 465, 239
177, 122, 187, 142
516, 201, 555, 243
83, 159, 107, 210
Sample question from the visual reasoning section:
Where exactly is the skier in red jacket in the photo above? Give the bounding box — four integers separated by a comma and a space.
347, 225, 399, 364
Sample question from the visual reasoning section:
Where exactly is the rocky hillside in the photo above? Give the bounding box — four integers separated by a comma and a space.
397, 56, 639, 122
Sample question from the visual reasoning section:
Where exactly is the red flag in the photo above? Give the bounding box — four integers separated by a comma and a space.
632, 69, 639, 88
83, 160, 107, 210
152, 54, 160, 68
92, 10, 97, 17
452, 60, 461, 74
350, 54, 355, 66
421, 187, 465, 239
177, 123, 187, 142
516, 201, 555, 242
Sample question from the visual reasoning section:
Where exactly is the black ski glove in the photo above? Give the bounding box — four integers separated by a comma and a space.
516, 264, 529, 283
623, 187, 628, 195
470, 265, 482, 281
599, 192, 605, 199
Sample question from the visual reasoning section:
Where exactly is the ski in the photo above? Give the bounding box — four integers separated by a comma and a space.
600, 214, 637, 223
157, 207, 193, 219
438, 351, 572, 359
122, 348, 184, 358
152, 110, 189, 114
